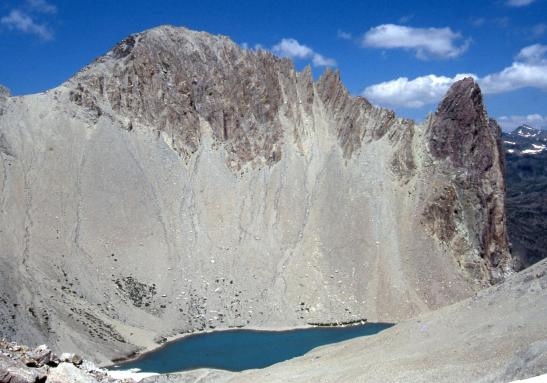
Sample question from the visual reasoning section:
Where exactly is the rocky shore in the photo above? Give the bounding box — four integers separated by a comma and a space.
0, 340, 153, 383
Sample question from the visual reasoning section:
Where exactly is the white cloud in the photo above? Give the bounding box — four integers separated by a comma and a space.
272, 38, 336, 67
515, 44, 547, 63
362, 74, 475, 108
26, 0, 57, 14
480, 62, 547, 94
337, 30, 352, 40
273, 38, 313, 59
241, 42, 263, 51
497, 114, 547, 130
362, 44, 547, 108
361, 24, 470, 59
480, 44, 547, 94
0, 9, 53, 40
506, 0, 535, 7
311, 53, 336, 67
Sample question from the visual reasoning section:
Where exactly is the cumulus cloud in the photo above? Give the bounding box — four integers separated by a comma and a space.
515, 44, 547, 63
361, 24, 470, 59
362, 74, 475, 108
363, 44, 547, 108
480, 63, 547, 94
497, 114, 547, 130
0, 9, 53, 40
506, 0, 535, 7
272, 38, 336, 67
480, 44, 547, 94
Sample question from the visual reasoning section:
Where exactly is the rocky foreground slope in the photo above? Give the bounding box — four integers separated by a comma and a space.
0, 25, 511, 362
156, 259, 547, 383
1, 258, 544, 383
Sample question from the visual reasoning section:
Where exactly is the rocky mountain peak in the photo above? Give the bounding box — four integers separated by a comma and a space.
65, 26, 402, 167
69, 26, 293, 168
424, 77, 511, 282
428, 77, 489, 168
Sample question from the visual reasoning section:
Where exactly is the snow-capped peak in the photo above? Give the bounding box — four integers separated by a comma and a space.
513, 124, 541, 138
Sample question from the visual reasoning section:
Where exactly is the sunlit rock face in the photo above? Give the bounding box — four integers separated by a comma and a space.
0, 25, 511, 362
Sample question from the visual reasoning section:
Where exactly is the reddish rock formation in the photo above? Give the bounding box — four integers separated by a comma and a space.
426, 77, 511, 283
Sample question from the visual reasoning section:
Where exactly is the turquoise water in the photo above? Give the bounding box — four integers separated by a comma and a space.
111, 323, 393, 373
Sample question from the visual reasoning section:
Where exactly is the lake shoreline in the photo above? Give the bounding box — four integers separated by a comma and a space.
106, 319, 379, 369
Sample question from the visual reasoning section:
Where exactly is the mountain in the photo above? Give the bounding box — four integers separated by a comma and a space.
0, 25, 511, 362
504, 125, 547, 155
503, 125, 547, 269
513, 124, 547, 139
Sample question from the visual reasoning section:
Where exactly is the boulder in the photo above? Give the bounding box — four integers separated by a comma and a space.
0, 366, 47, 383
59, 353, 82, 366
25, 346, 55, 367
47, 363, 98, 383
79, 360, 100, 373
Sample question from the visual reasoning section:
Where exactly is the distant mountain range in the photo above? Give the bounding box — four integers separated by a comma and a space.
503, 125, 547, 155
502, 125, 547, 269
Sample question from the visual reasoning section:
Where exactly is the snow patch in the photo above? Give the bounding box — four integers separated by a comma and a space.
521, 144, 546, 155
107, 369, 158, 382
509, 372, 547, 382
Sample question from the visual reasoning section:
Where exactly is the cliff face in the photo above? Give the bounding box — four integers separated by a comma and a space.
0, 25, 511, 362
425, 78, 511, 282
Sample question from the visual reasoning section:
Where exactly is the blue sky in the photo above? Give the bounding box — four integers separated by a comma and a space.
0, 0, 546, 130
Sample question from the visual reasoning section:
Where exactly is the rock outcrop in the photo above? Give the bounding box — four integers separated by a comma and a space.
0, 25, 511, 362
425, 78, 511, 282
0, 340, 137, 382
